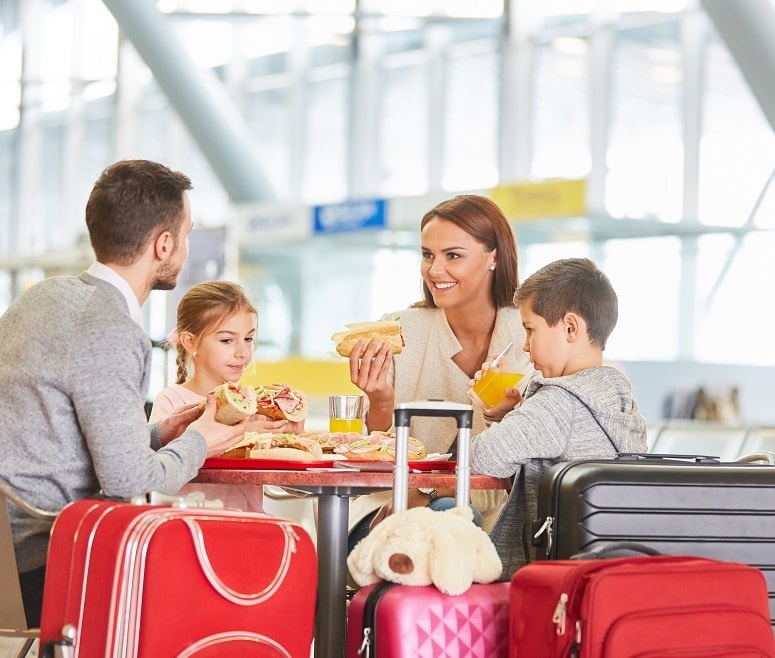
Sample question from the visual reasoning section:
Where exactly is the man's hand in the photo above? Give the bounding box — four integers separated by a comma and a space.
189, 395, 248, 458
157, 402, 204, 446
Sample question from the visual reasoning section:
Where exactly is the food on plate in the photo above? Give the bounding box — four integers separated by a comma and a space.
221, 432, 324, 461
296, 431, 364, 453
333, 431, 427, 462
254, 384, 308, 422
331, 321, 404, 357
205, 382, 258, 426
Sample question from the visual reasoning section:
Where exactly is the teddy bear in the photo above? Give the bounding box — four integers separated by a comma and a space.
346, 505, 503, 596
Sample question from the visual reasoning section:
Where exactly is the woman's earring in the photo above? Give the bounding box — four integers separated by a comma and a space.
489, 264, 496, 271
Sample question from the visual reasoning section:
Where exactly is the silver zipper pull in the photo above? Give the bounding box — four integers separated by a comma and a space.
533, 516, 554, 555
552, 592, 568, 636
357, 628, 372, 657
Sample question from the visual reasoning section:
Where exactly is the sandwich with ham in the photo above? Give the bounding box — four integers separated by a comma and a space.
207, 382, 258, 426
331, 321, 404, 357
254, 384, 308, 422
221, 432, 323, 461
333, 431, 427, 462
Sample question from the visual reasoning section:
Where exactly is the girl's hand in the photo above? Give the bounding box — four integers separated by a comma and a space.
246, 415, 306, 434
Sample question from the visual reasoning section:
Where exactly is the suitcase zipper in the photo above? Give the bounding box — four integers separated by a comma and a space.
533, 516, 554, 556
358, 581, 397, 658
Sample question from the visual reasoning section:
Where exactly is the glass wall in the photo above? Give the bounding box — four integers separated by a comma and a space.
1, 0, 774, 376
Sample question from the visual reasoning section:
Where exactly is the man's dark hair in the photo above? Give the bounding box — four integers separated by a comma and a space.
85, 160, 193, 265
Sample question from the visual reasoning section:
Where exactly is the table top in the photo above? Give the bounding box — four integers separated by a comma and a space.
193, 467, 510, 496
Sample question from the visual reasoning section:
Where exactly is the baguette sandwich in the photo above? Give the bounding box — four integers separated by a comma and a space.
208, 382, 258, 425
333, 431, 427, 462
254, 384, 308, 422
331, 320, 404, 357
221, 432, 323, 461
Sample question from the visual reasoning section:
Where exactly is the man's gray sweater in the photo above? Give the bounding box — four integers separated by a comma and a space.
0, 273, 206, 572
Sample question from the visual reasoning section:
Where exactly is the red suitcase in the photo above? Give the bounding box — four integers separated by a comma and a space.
39, 495, 317, 658
346, 401, 510, 658
347, 581, 510, 658
509, 553, 775, 658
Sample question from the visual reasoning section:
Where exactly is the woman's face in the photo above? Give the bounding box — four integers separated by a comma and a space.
420, 218, 496, 310
190, 310, 257, 388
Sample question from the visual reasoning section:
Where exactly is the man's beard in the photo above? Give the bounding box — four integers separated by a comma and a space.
152, 259, 180, 291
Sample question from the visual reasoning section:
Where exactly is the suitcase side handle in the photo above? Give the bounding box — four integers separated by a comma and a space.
571, 541, 662, 560
392, 400, 474, 512
617, 452, 720, 463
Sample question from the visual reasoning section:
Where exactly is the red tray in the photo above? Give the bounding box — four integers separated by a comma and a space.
202, 457, 337, 470
201, 458, 457, 471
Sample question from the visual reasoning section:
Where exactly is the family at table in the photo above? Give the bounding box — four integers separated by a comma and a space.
0, 157, 647, 634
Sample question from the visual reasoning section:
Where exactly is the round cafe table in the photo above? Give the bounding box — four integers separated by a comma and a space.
192, 466, 510, 658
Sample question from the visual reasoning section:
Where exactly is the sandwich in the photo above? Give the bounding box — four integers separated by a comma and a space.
331, 321, 404, 358
221, 432, 323, 461
254, 384, 308, 422
208, 382, 258, 426
333, 431, 427, 462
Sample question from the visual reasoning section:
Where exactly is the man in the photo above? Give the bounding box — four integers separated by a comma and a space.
0, 159, 245, 626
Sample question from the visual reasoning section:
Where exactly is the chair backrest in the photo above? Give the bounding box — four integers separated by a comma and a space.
0, 486, 28, 632
0, 479, 57, 641
650, 422, 748, 461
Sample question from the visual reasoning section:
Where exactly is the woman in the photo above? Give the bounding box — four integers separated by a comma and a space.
347, 194, 534, 549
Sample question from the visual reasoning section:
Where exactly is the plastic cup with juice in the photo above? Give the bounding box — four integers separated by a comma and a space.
468, 340, 524, 408
329, 394, 364, 434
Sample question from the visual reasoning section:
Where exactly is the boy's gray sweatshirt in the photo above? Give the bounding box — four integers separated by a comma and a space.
469, 366, 648, 577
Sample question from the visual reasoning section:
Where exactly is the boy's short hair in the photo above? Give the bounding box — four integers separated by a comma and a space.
516, 258, 618, 349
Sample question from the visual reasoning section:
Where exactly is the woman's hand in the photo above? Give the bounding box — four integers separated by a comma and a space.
349, 339, 395, 431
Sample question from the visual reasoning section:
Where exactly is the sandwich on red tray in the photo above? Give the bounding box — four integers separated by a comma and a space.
333, 431, 427, 462
205, 382, 258, 426
220, 432, 323, 461
254, 384, 308, 422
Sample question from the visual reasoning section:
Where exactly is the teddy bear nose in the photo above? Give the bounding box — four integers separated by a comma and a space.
388, 553, 414, 574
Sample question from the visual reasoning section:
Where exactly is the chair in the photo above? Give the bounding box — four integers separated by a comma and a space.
650, 421, 748, 461
646, 424, 664, 452
739, 427, 775, 458
0, 478, 58, 658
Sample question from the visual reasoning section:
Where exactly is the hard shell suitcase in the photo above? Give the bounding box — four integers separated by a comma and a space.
39, 492, 317, 658
346, 400, 510, 658
509, 553, 775, 658
531, 452, 775, 626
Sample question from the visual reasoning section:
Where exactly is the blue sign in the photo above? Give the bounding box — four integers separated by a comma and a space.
312, 198, 387, 234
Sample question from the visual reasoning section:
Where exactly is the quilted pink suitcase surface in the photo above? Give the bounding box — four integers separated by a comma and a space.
346, 581, 510, 658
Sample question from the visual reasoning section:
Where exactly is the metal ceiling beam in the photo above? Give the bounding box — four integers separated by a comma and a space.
101, 0, 274, 203
701, 0, 775, 133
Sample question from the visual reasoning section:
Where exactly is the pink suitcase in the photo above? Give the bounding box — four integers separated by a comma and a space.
39, 495, 317, 657
346, 401, 510, 658
347, 581, 510, 658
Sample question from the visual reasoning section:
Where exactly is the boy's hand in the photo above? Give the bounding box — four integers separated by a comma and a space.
482, 388, 522, 424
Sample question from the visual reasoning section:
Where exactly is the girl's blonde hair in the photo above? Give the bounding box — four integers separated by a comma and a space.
171, 281, 257, 384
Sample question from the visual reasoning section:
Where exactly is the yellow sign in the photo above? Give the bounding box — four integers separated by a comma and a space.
240, 358, 360, 397
490, 178, 586, 220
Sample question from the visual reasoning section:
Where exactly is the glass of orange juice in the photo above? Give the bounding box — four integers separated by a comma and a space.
468, 340, 524, 408
329, 395, 364, 434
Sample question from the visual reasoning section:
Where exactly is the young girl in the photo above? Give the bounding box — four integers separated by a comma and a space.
149, 280, 304, 434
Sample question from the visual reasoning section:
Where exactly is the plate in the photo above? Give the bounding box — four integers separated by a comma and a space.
202, 457, 337, 470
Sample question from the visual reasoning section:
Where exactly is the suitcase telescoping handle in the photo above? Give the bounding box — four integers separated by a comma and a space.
393, 400, 473, 513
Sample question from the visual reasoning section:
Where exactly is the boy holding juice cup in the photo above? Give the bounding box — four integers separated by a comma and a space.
468, 258, 648, 578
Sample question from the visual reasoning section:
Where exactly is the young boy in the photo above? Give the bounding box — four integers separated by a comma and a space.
469, 257, 647, 577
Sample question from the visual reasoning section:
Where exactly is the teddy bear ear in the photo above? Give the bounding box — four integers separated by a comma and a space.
347, 535, 380, 587
427, 531, 474, 596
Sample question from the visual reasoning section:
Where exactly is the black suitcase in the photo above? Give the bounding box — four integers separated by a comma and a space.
531, 452, 775, 627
